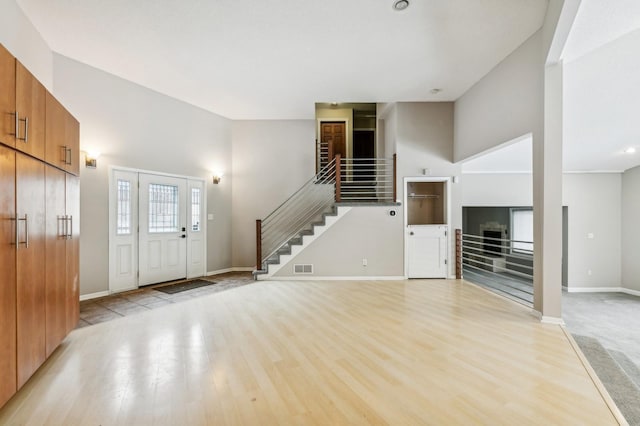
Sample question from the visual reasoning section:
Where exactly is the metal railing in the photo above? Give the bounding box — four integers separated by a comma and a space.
316, 140, 330, 172
256, 154, 398, 271
257, 159, 337, 269
458, 230, 534, 306
336, 157, 396, 203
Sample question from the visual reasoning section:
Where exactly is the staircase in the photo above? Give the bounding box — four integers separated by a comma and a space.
254, 205, 352, 279
253, 154, 396, 279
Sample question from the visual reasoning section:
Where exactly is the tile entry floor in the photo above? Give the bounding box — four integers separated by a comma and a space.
78, 272, 254, 327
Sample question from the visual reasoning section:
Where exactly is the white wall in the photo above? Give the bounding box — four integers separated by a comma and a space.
53, 54, 233, 295
274, 206, 404, 277
622, 166, 640, 291
454, 31, 543, 163
0, 0, 53, 89
563, 174, 621, 289
460, 172, 622, 289
231, 120, 315, 268
461, 174, 533, 206
395, 102, 460, 277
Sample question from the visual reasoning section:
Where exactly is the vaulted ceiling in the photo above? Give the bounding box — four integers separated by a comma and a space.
17, 0, 547, 120
16, 0, 640, 172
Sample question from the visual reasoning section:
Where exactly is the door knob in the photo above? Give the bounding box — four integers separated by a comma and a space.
180, 235, 186, 238
409, 231, 414, 236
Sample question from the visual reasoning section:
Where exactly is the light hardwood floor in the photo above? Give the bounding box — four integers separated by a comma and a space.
0, 279, 621, 425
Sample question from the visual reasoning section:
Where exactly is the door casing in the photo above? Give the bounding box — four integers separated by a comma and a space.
403, 176, 452, 278
108, 166, 207, 293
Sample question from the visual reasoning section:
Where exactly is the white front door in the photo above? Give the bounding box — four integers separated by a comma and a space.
138, 173, 187, 285
407, 225, 448, 278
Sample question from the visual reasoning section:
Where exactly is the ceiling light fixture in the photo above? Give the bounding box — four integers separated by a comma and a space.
393, 0, 409, 11
624, 147, 636, 154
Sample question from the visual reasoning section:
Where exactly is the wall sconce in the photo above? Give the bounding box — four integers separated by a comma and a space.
212, 173, 224, 184
85, 151, 100, 168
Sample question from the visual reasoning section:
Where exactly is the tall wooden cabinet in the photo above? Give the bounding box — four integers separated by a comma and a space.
0, 43, 80, 408
0, 145, 17, 408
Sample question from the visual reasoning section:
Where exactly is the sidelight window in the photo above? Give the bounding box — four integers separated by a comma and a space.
191, 188, 201, 231
116, 179, 132, 235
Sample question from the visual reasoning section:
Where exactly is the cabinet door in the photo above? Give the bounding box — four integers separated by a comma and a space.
65, 174, 79, 332
0, 145, 16, 407
45, 166, 67, 357
0, 45, 16, 148
15, 153, 46, 389
65, 111, 79, 176
15, 62, 45, 160
45, 93, 68, 171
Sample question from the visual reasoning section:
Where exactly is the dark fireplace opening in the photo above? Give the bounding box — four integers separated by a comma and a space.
483, 230, 503, 257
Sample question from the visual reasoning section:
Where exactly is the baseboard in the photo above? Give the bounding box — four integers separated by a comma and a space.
264, 276, 407, 281
567, 286, 622, 293
621, 287, 640, 297
529, 309, 565, 325
541, 315, 565, 325
79, 291, 110, 301
206, 267, 255, 276
567, 286, 640, 296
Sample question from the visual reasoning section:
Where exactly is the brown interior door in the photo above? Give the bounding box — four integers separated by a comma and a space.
321, 122, 346, 161
0, 145, 16, 407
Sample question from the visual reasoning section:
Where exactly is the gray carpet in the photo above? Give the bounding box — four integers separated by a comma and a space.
563, 292, 640, 368
574, 335, 640, 425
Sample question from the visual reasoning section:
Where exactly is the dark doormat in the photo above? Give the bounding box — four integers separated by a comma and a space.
154, 279, 215, 295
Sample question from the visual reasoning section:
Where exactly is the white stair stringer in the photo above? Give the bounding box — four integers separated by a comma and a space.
257, 206, 352, 280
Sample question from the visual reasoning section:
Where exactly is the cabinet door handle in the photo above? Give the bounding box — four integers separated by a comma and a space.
60, 146, 67, 164
13, 215, 18, 246
14, 112, 19, 138
18, 117, 28, 143
68, 216, 73, 239
66, 147, 72, 165
17, 215, 28, 248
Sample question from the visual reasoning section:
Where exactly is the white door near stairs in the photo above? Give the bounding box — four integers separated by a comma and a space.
404, 176, 450, 278
407, 225, 448, 278
109, 168, 206, 293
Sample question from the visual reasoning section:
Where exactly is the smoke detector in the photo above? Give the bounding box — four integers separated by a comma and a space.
393, 0, 409, 11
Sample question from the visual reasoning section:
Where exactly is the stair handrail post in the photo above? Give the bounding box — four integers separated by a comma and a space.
393, 153, 397, 202
455, 228, 462, 279
335, 154, 341, 203
256, 219, 262, 269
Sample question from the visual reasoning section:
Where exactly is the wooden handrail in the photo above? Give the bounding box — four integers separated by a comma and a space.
392, 153, 397, 202
256, 219, 262, 269
455, 228, 462, 279
335, 154, 341, 203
